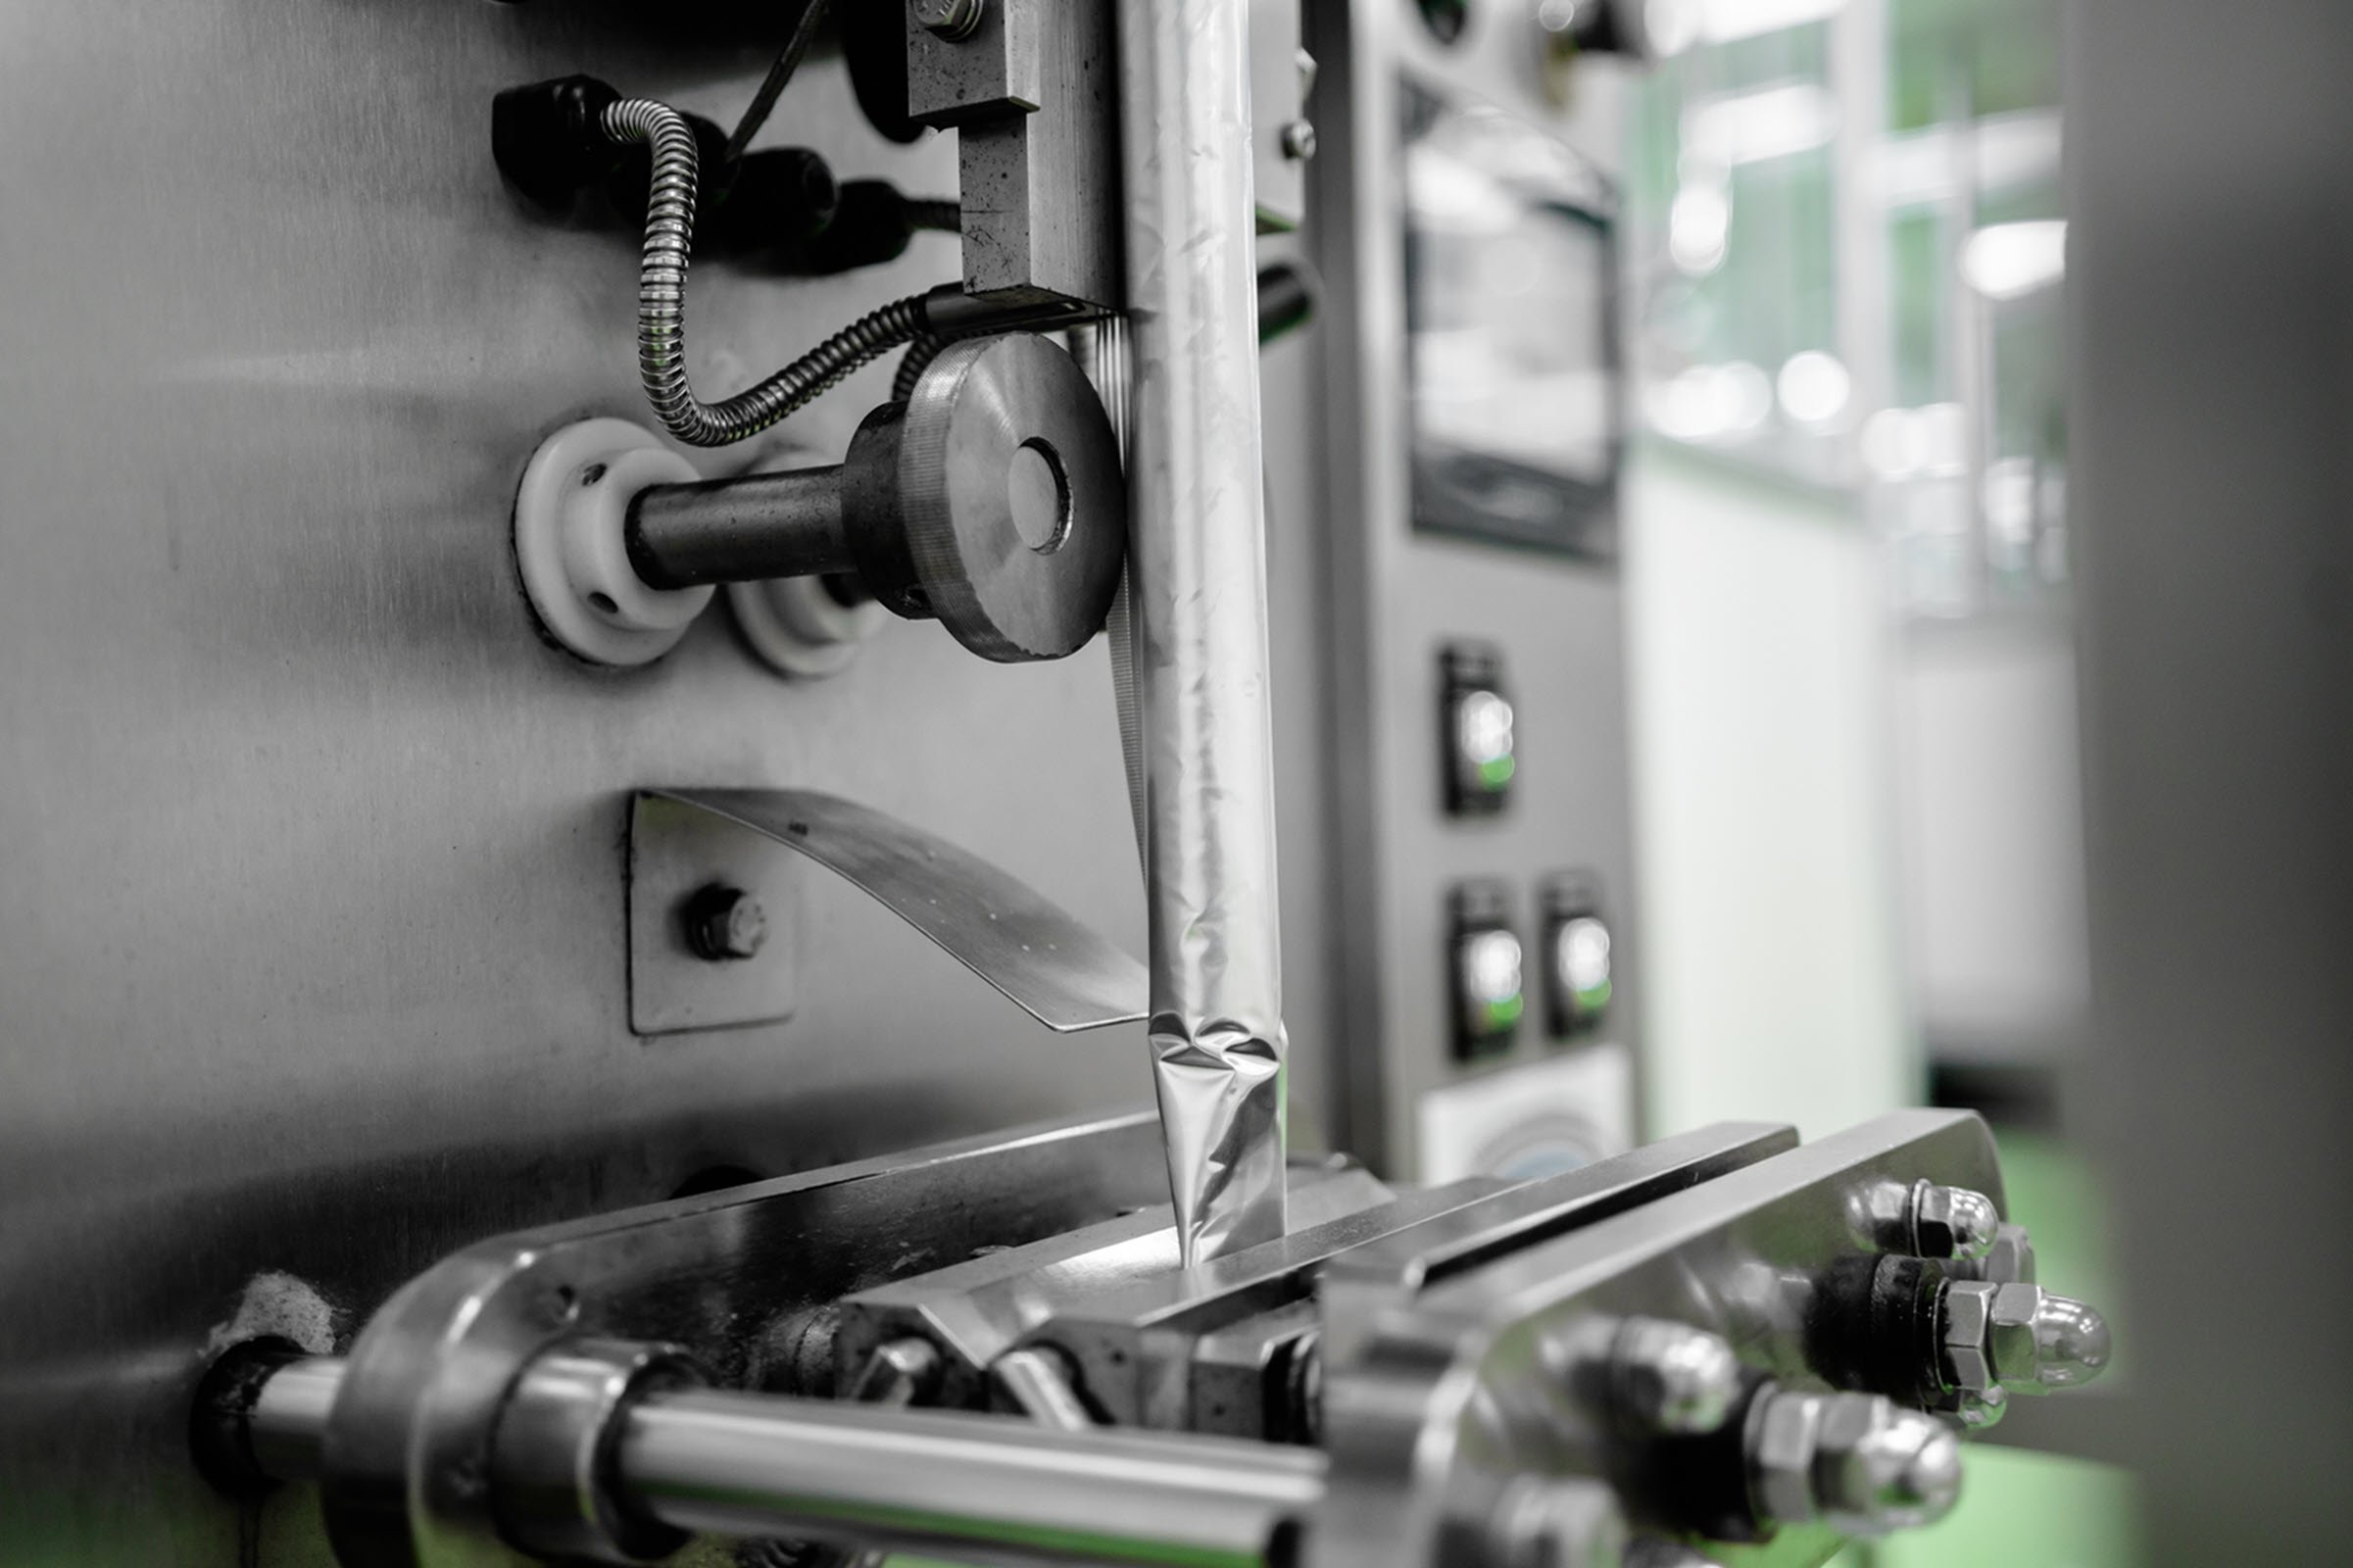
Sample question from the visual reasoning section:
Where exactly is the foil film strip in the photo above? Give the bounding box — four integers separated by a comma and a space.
1113, 0, 1288, 1264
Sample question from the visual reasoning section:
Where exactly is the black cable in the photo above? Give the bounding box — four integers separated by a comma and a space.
725, 0, 831, 166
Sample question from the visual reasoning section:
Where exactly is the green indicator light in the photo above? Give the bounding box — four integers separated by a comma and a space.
1477, 754, 1516, 789
1482, 992, 1525, 1032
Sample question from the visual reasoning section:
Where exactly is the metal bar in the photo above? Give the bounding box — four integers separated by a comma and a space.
228, 1359, 1321, 1566
246, 1355, 343, 1484
624, 466, 853, 589
617, 1391, 1322, 1567
1114, 0, 1289, 1265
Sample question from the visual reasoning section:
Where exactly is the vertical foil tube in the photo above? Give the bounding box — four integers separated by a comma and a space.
1113, 0, 1288, 1263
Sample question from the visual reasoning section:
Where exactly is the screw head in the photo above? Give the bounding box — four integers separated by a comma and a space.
683, 884, 767, 961
914, 0, 986, 41
1280, 119, 1318, 162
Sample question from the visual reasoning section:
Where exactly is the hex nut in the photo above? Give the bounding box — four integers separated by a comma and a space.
1746, 1388, 1827, 1528
1978, 1224, 2036, 1286
1611, 1318, 1742, 1435
914, 0, 986, 41
1913, 1184, 2000, 1261
1939, 1280, 1998, 1393
1811, 1396, 1963, 1535
1986, 1284, 2043, 1386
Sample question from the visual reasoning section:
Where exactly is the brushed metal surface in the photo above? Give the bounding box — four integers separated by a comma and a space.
0, 6, 1152, 1564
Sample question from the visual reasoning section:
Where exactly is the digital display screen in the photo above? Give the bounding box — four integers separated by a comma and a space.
1404, 81, 1621, 559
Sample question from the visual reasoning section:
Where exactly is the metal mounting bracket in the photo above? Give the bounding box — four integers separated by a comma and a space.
628, 787, 1148, 1037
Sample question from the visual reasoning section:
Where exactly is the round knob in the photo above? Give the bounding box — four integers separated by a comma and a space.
846, 332, 1127, 662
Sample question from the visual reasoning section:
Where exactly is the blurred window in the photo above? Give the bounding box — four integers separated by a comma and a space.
1628, 0, 2068, 618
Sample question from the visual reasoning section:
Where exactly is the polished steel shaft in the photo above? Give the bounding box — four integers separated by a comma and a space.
623, 1389, 1321, 1566
230, 1358, 1321, 1568
245, 1355, 342, 1484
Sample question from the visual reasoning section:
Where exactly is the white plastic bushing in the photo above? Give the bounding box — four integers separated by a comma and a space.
515, 418, 714, 666
726, 576, 891, 679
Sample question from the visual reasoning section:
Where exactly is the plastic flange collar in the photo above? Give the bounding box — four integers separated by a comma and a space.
515, 418, 714, 666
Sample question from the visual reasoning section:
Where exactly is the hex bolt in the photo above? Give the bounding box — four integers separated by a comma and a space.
1746, 1387, 1963, 1538
915, 0, 986, 41
1910, 1181, 2000, 1261
683, 884, 767, 962
1280, 119, 1318, 162
1607, 1317, 1742, 1435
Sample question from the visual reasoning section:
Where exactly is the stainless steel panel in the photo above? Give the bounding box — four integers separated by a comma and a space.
1297, 0, 1642, 1174
0, 7, 1154, 1563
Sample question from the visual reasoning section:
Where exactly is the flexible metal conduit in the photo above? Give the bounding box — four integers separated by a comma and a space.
600, 98, 929, 448
1114, 0, 1289, 1264
230, 1358, 1321, 1568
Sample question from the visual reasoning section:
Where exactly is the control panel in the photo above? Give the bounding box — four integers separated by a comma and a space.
1297, 0, 1642, 1181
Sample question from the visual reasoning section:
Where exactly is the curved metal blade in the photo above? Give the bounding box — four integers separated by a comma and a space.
643, 788, 1146, 1034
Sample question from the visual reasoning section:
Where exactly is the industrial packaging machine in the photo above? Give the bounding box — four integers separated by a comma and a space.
0, 2, 2106, 1564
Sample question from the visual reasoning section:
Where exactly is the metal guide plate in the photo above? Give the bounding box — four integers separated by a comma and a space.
630, 792, 805, 1036
636, 787, 1148, 1035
